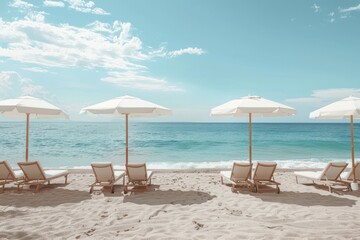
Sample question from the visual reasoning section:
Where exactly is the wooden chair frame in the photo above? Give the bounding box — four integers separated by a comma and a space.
0, 160, 23, 193
248, 162, 280, 194
17, 161, 68, 192
124, 163, 153, 194
220, 162, 252, 190
295, 162, 351, 193
90, 163, 125, 194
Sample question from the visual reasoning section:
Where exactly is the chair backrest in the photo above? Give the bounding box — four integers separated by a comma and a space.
18, 161, 46, 181
253, 162, 277, 181
343, 162, 360, 181
320, 162, 348, 181
91, 162, 115, 182
0, 160, 16, 180
126, 163, 147, 182
230, 162, 252, 182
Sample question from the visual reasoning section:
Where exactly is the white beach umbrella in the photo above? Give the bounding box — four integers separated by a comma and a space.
210, 96, 296, 166
80, 95, 172, 166
0, 96, 69, 162
310, 96, 360, 185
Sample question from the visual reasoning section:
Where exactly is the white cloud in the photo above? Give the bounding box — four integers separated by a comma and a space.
330, 18, 335, 23
44, 0, 65, 7
340, 4, 360, 13
101, 71, 184, 92
286, 88, 360, 105
9, 0, 34, 9
0, 71, 14, 92
312, 3, 320, 13
86, 21, 113, 33
66, 0, 110, 15
0, 16, 204, 92
23, 67, 49, 72
0, 71, 45, 96
310, 88, 360, 99
0, 18, 146, 70
167, 47, 205, 58
25, 11, 47, 22
329, 12, 335, 17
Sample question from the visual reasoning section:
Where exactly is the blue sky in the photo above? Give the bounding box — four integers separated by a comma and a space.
0, 0, 360, 122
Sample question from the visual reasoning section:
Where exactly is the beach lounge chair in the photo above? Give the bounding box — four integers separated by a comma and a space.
294, 162, 351, 193
0, 160, 23, 193
341, 162, 360, 182
248, 162, 280, 194
17, 161, 69, 192
124, 163, 153, 194
220, 162, 252, 190
90, 162, 125, 193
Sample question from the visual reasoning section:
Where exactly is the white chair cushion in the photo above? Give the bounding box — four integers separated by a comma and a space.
294, 171, 322, 180
44, 170, 69, 180
220, 171, 231, 179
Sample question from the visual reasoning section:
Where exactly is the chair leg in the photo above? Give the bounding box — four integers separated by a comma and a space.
221, 176, 224, 185
89, 183, 94, 194
0, 184, 4, 193
295, 176, 298, 184
65, 175, 68, 184
124, 185, 128, 194
35, 184, 41, 193
111, 184, 115, 194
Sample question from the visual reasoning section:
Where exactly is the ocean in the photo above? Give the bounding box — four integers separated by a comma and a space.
1, 122, 359, 169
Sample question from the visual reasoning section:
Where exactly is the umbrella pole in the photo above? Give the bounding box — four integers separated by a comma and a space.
351, 115, 356, 183
249, 113, 252, 166
25, 113, 30, 162
125, 114, 129, 166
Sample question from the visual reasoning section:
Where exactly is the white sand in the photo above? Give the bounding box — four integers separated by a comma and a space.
1, 170, 360, 239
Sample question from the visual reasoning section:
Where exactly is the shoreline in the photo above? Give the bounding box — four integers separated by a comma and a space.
65, 167, 325, 174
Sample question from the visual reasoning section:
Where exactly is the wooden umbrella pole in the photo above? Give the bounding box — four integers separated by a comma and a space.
249, 113, 252, 166
25, 113, 30, 162
125, 114, 129, 166
351, 115, 356, 183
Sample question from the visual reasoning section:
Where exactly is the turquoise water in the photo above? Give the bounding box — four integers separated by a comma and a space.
1, 122, 359, 169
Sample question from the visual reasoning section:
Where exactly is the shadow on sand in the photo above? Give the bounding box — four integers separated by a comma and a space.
0, 188, 91, 207
123, 187, 216, 205
303, 183, 360, 196
244, 190, 357, 207
225, 183, 357, 207
0, 231, 43, 240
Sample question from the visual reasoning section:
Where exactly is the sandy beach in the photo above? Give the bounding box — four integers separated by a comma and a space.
1, 169, 359, 240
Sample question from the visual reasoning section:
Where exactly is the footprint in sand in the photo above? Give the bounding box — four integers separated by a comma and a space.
193, 221, 204, 230
84, 228, 96, 236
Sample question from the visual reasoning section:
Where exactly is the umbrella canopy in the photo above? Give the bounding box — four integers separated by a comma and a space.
211, 96, 296, 117
310, 96, 360, 119
211, 96, 296, 166
310, 96, 360, 183
80, 95, 172, 166
0, 96, 69, 161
